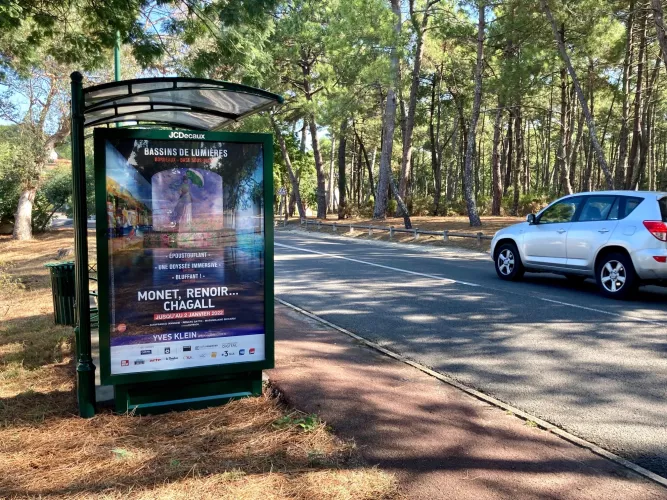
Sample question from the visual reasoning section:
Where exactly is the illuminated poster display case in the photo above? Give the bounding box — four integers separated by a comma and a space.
94, 128, 274, 412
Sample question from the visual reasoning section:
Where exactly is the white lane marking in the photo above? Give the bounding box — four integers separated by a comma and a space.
538, 297, 666, 326
275, 242, 480, 287
276, 238, 667, 326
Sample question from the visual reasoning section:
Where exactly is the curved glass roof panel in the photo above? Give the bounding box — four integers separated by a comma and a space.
83, 77, 283, 131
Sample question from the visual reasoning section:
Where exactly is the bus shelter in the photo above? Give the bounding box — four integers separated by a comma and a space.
69, 72, 283, 417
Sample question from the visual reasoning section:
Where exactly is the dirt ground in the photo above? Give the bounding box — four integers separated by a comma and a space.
280, 216, 523, 252
0, 229, 398, 499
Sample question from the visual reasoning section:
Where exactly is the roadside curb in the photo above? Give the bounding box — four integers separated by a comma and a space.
276, 297, 667, 490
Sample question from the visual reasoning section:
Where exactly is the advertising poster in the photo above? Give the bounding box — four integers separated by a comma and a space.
102, 134, 266, 375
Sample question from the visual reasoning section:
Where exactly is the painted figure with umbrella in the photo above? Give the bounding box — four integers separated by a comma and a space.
171, 169, 204, 232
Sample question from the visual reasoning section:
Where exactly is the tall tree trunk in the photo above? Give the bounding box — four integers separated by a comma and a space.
398, 4, 429, 205
300, 121, 307, 154
491, 104, 503, 215
271, 116, 306, 220
338, 120, 348, 220
13, 187, 36, 240
627, 9, 646, 189
557, 64, 573, 195
429, 72, 443, 215
463, 1, 484, 227
545, 84, 554, 191
651, 0, 667, 70
355, 129, 375, 203
631, 50, 661, 188
446, 118, 458, 201
512, 111, 522, 216
374, 0, 411, 229
504, 109, 514, 195
541, 0, 614, 188
328, 136, 336, 213
617, 1, 635, 189
308, 117, 327, 218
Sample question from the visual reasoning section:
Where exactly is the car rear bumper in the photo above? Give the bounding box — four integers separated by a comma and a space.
632, 248, 667, 280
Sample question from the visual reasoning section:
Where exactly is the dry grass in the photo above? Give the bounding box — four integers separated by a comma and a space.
284, 215, 523, 252
0, 229, 399, 500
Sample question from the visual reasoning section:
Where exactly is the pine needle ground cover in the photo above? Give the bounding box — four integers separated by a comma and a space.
0, 230, 398, 499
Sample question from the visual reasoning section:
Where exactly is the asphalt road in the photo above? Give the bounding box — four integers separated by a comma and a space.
275, 230, 667, 477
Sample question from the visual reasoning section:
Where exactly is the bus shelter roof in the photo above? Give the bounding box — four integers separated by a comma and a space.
83, 77, 283, 131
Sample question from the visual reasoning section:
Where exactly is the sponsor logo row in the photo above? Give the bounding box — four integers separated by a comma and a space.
121, 347, 256, 367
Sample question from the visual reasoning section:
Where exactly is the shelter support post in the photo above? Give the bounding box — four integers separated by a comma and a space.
71, 71, 96, 418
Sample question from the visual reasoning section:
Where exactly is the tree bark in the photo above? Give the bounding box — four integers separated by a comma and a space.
307, 116, 327, 219
462, 1, 484, 227
491, 104, 503, 215
512, 111, 522, 216
557, 64, 573, 195
429, 72, 443, 215
271, 116, 305, 220
541, 0, 613, 189
354, 127, 376, 202
651, 0, 667, 70
338, 120, 348, 219
374, 0, 401, 220
12, 187, 37, 240
398, 0, 430, 206
617, 1, 635, 189
627, 9, 646, 189
328, 136, 336, 213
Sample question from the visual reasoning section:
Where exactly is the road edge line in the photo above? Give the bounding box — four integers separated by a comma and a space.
276, 297, 667, 489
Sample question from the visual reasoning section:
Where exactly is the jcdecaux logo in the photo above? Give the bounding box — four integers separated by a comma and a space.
168, 131, 205, 139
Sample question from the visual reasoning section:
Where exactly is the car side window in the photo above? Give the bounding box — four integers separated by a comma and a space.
539, 198, 582, 224
607, 197, 620, 220
578, 196, 616, 222
622, 197, 643, 219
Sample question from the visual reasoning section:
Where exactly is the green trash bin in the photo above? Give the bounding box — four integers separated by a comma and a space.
45, 262, 76, 326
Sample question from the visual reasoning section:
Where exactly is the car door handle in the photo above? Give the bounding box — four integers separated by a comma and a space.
598, 228, 609, 234
557, 229, 566, 234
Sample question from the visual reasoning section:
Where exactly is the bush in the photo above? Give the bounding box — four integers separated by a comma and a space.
410, 195, 434, 216
501, 190, 551, 216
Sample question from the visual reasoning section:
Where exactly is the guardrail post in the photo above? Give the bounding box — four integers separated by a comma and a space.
349, 224, 354, 234
368, 225, 373, 236
301, 218, 305, 226
389, 226, 394, 239
283, 219, 287, 227
443, 230, 449, 242
317, 220, 321, 231
413, 229, 418, 240
477, 232, 483, 247
333, 223, 337, 233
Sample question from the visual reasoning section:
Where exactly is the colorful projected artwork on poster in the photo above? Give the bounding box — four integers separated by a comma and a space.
103, 138, 265, 375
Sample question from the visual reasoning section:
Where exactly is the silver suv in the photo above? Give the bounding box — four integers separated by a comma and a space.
490, 191, 667, 299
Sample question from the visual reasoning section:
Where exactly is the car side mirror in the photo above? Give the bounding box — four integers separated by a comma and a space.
526, 213, 536, 225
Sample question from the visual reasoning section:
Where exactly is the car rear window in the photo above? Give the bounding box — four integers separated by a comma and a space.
659, 197, 667, 222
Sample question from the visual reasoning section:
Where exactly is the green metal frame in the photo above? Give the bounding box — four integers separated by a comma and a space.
94, 127, 275, 388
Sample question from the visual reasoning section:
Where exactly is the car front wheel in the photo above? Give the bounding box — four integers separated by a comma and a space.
495, 242, 524, 281
595, 252, 637, 300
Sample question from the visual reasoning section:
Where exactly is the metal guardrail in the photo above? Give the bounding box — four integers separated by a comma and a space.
274, 218, 493, 247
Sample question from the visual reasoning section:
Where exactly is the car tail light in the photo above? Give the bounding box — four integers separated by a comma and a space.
653, 256, 667, 263
643, 221, 667, 241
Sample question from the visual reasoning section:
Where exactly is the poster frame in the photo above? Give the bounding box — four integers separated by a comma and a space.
94, 128, 274, 386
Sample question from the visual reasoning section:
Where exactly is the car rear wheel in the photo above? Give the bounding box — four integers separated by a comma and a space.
595, 252, 638, 300
495, 242, 524, 281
